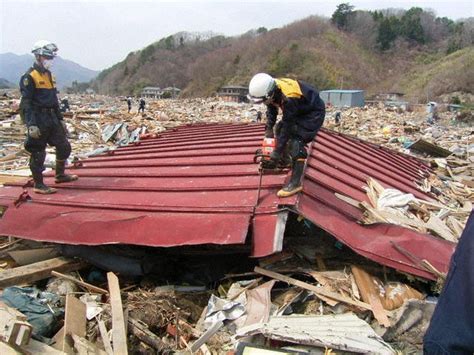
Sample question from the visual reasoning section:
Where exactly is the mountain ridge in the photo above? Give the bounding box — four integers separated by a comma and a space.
0, 52, 99, 89
91, 11, 473, 102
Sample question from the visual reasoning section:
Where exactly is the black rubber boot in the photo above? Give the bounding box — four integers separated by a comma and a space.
55, 159, 78, 183
277, 159, 305, 198
278, 142, 292, 169
32, 171, 57, 194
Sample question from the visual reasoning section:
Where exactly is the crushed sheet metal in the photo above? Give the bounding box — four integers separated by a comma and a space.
295, 129, 455, 279
0, 203, 250, 247
251, 212, 288, 257
0, 124, 456, 277
235, 313, 395, 354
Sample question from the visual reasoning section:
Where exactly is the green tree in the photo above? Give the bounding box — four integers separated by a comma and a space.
400, 7, 426, 44
377, 16, 399, 50
331, 3, 355, 30
165, 36, 174, 50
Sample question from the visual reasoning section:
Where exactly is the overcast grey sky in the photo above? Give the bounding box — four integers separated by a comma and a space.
1, 0, 473, 71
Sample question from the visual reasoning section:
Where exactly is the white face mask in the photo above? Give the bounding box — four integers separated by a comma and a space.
42, 59, 53, 70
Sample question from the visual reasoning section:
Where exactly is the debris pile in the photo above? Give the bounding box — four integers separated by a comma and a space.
355, 177, 472, 243
0, 93, 472, 353
0, 234, 441, 354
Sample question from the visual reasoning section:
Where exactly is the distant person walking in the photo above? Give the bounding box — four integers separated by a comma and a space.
20, 40, 78, 194
138, 97, 146, 113
126, 96, 132, 113
60, 97, 70, 113
426, 102, 438, 125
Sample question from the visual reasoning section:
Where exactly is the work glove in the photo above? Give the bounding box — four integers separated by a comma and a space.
28, 125, 41, 139
265, 127, 275, 138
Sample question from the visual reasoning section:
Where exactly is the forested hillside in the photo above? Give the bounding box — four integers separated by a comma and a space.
92, 5, 473, 102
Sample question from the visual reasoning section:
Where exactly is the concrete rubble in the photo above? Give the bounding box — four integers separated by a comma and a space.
0, 92, 472, 353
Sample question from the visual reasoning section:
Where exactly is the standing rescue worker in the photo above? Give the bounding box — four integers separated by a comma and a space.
127, 96, 132, 113
20, 40, 78, 194
248, 73, 325, 197
138, 97, 146, 113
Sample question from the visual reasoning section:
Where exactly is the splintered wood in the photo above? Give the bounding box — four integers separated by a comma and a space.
357, 177, 471, 243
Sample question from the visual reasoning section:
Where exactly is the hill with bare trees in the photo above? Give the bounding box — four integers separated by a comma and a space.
91, 6, 473, 103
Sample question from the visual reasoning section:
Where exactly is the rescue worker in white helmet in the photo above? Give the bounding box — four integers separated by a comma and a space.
248, 73, 325, 197
20, 40, 78, 194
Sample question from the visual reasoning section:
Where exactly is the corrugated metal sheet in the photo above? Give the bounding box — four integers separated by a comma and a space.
0, 124, 289, 257
0, 124, 455, 279
235, 313, 395, 354
295, 129, 455, 280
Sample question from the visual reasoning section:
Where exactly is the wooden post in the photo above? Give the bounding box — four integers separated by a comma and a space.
107, 272, 128, 355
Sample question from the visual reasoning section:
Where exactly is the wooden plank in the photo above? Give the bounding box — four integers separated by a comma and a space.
335, 192, 361, 208
254, 267, 371, 311
51, 271, 108, 294
51, 327, 65, 351
128, 317, 171, 353
0, 257, 86, 288
24, 338, 66, 354
8, 248, 59, 266
351, 266, 390, 327
190, 321, 224, 352
98, 320, 114, 355
107, 272, 128, 355
0, 341, 21, 355
71, 334, 107, 355
0, 175, 29, 185
426, 215, 457, 242
62, 295, 86, 353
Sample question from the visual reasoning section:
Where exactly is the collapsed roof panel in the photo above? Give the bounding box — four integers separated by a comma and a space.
294, 129, 455, 279
0, 123, 455, 279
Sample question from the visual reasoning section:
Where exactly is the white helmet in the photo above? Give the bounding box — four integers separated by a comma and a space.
248, 73, 276, 103
32, 40, 58, 58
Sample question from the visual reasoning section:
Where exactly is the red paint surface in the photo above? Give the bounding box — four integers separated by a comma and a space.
0, 124, 454, 278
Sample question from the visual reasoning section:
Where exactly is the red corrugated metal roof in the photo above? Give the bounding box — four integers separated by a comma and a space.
0, 123, 455, 279
295, 129, 455, 280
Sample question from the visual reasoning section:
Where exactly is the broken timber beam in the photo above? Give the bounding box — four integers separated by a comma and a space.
0, 257, 86, 288
51, 271, 108, 294
128, 317, 173, 354
107, 272, 128, 355
254, 266, 372, 311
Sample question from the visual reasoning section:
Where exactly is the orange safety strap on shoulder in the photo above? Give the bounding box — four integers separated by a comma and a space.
275, 78, 303, 99
29, 69, 55, 89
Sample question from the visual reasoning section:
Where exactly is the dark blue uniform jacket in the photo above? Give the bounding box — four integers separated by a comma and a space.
265, 78, 325, 153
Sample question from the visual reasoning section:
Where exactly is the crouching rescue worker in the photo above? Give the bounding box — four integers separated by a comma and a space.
20, 40, 78, 194
248, 73, 325, 197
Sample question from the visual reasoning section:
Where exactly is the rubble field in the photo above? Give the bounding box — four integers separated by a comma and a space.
0, 93, 472, 354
